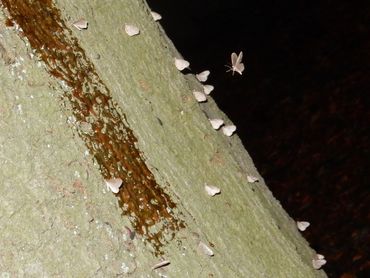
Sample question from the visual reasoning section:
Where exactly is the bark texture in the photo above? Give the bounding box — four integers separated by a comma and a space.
0, 0, 326, 277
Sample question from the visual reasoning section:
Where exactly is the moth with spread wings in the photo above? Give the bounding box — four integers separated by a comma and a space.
226, 51, 245, 75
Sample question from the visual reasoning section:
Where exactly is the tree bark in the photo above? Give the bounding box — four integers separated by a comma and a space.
0, 0, 326, 277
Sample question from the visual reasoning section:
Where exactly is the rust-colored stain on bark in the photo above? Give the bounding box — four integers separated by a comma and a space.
1, 0, 184, 254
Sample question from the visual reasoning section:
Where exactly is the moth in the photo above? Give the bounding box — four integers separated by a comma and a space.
203, 84, 214, 95
247, 175, 259, 183
124, 24, 140, 36
226, 51, 245, 75
312, 254, 326, 269
222, 125, 236, 136
150, 11, 162, 21
72, 19, 88, 31
175, 58, 190, 71
198, 241, 214, 257
196, 70, 210, 82
209, 118, 224, 130
296, 221, 310, 231
193, 91, 207, 102
204, 184, 221, 196
105, 178, 123, 193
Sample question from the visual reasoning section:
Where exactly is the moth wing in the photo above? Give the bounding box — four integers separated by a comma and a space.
231, 52, 238, 65
236, 62, 245, 74
236, 51, 243, 64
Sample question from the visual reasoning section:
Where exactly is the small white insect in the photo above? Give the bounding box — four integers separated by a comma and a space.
151, 260, 170, 270
209, 118, 224, 130
222, 125, 236, 136
193, 91, 207, 102
150, 11, 162, 21
247, 175, 259, 183
72, 19, 88, 31
198, 241, 214, 257
203, 84, 214, 95
312, 254, 326, 269
204, 184, 221, 196
196, 70, 210, 82
104, 178, 123, 193
226, 51, 245, 75
124, 24, 140, 36
175, 58, 190, 71
296, 221, 310, 231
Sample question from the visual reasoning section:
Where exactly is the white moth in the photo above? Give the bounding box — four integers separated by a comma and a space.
209, 118, 224, 130
296, 221, 310, 231
196, 70, 210, 82
226, 51, 245, 75
198, 241, 214, 257
222, 125, 236, 136
204, 184, 221, 196
104, 178, 123, 193
72, 19, 88, 31
150, 11, 162, 21
193, 91, 207, 102
151, 260, 170, 270
124, 24, 140, 36
203, 84, 214, 95
247, 175, 259, 183
312, 254, 326, 270
175, 58, 190, 71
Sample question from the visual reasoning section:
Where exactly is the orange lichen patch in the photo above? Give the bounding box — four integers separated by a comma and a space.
72, 179, 86, 194
138, 79, 151, 93
181, 94, 192, 103
210, 150, 225, 166
1, 0, 184, 255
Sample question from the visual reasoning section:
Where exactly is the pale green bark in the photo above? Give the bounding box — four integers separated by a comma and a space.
0, 0, 326, 277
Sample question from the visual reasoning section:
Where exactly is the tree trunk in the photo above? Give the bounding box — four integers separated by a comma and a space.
0, 0, 326, 277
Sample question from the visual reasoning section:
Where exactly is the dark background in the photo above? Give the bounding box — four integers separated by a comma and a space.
147, 1, 370, 277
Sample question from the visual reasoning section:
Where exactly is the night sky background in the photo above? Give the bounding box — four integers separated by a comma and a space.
147, 0, 369, 277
